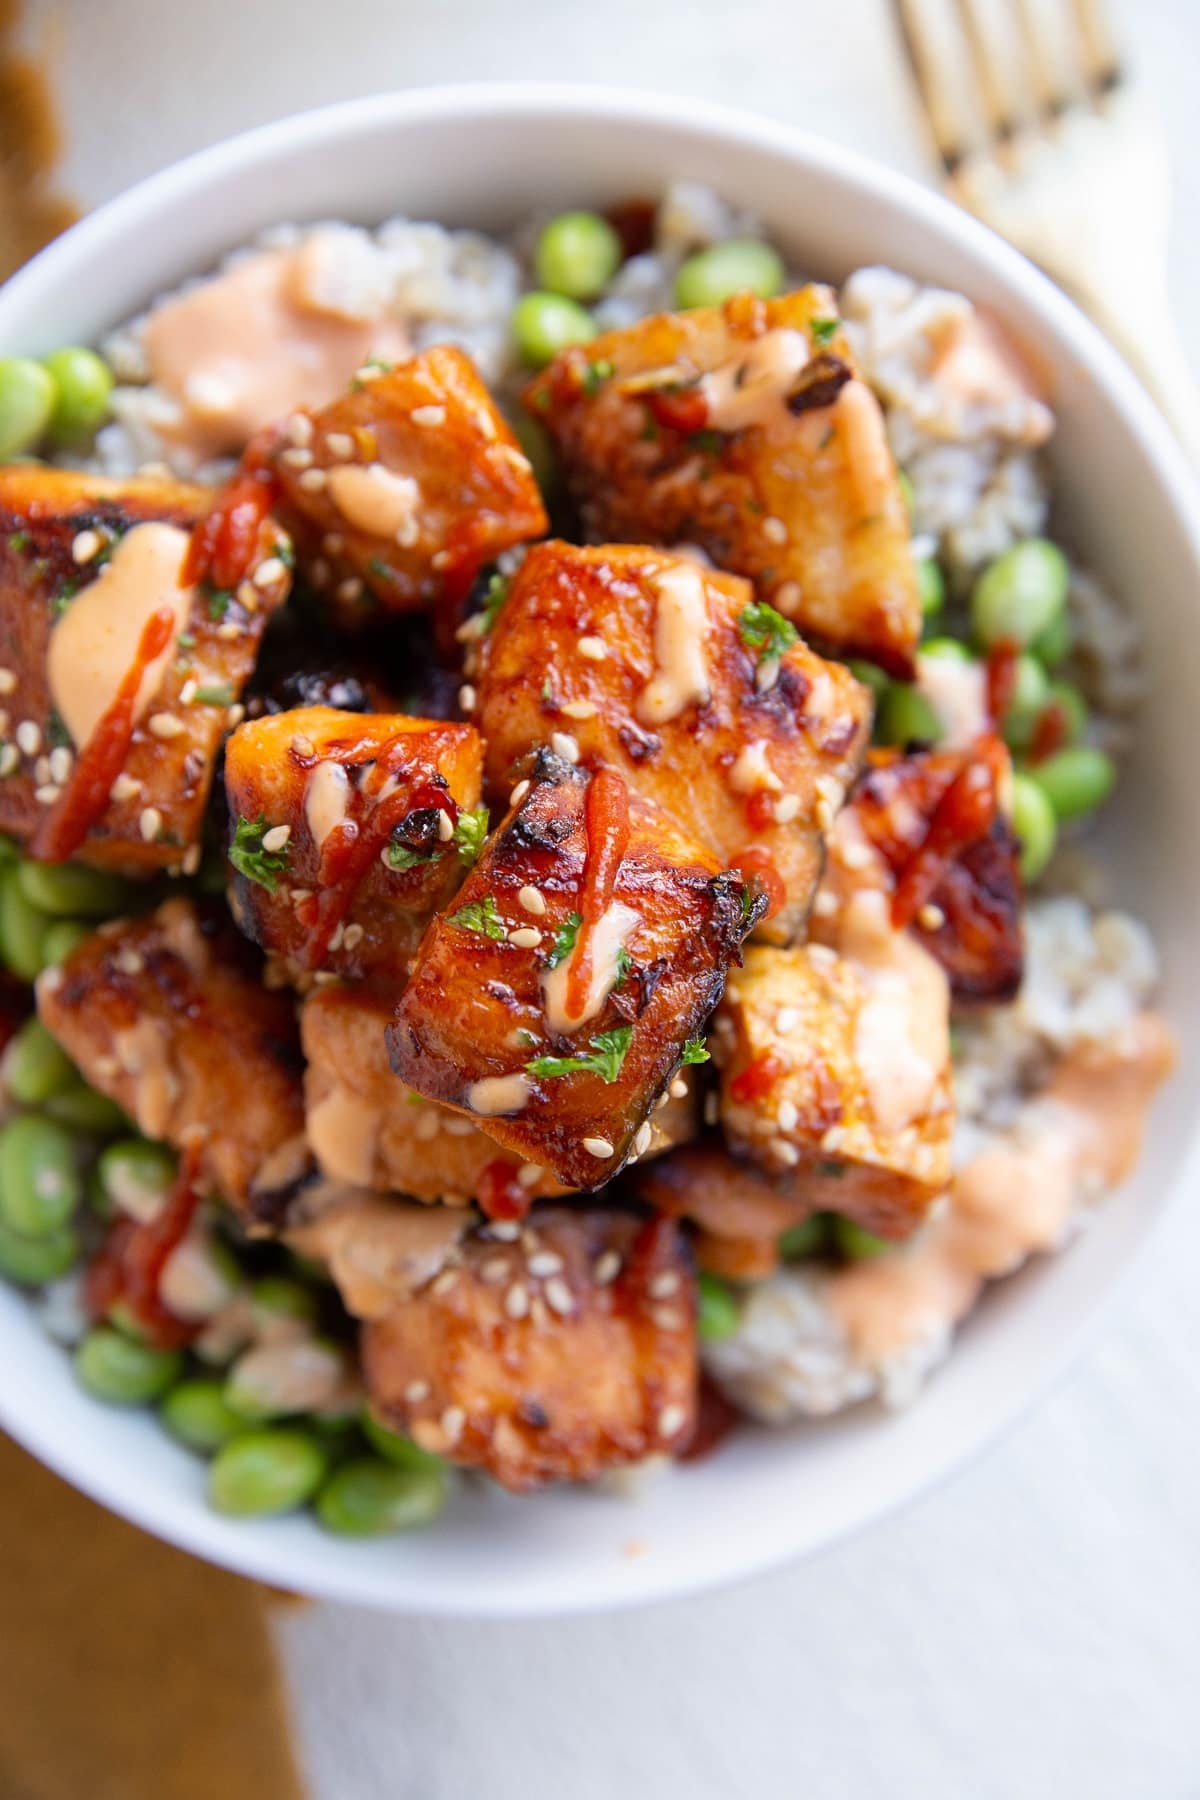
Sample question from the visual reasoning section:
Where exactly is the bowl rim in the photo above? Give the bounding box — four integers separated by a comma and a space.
3, 79, 1199, 1618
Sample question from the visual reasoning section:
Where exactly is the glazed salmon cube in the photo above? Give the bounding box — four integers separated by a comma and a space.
634, 1138, 821, 1280
292, 1195, 698, 1490
270, 344, 547, 620
525, 288, 920, 675
471, 540, 871, 943
386, 750, 758, 1191
0, 466, 290, 875
35, 899, 304, 1216
714, 934, 954, 1238
301, 980, 697, 1208
223, 704, 484, 981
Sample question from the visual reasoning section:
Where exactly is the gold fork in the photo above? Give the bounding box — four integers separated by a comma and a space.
892, 0, 1200, 462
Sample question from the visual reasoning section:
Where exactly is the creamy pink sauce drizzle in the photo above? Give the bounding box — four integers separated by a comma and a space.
830, 1012, 1175, 1363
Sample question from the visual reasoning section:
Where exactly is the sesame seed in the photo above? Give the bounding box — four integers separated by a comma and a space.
0, 745, 18, 778
37, 967, 63, 995
253, 556, 287, 589
821, 1125, 845, 1152
148, 712, 185, 740
655, 1091, 671, 1110
280, 446, 313, 468
261, 824, 290, 853
286, 413, 313, 447
309, 559, 330, 590
404, 1379, 431, 1403
560, 699, 597, 720
414, 1110, 440, 1142
774, 794, 801, 824
577, 635, 607, 661
918, 902, 946, 931
583, 1136, 613, 1160
0, 668, 16, 694
777, 1099, 799, 1131
504, 1282, 530, 1320
508, 926, 542, 949
34, 755, 50, 785
48, 747, 73, 784
236, 582, 259, 612
480, 1256, 510, 1284
325, 431, 355, 460
336, 576, 364, 604
807, 942, 837, 969
441, 1406, 465, 1444
527, 1251, 563, 1278
544, 1277, 574, 1317
775, 1006, 799, 1033
669, 1078, 688, 1100
139, 807, 162, 842
353, 363, 385, 383
840, 840, 872, 871
327, 921, 346, 952
509, 779, 530, 806
517, 885, 546, 916
634, 1122, 653, 1156
342, 922, 365, 950
658, 1404, 687, 1438
431, 1269, 458, 1297
762, 516, 788, 545
412, 404, 446, 427
71, 528, 102, 564
593, 1251, 622, 1285
298, 467, 327, 493
182, 845, 202, 875
650, 1271, 680, 1298
323, 532, 344, 556
226, 704, 245, 728
216, 621, 241, 641
550, 731, 580, 763
775, 581, 801, 613
34, 784, 61, 805
814, 798, 835, 832
179, 678, 198, 705
517, 1163, 543, 1189
436, 809, 454, 842
770, 1138, 800, 1166
15, 721, 40, 756
458, 684, 477, 711
488, 1220, 521, 1242
110, 774, 141, 803
651, 1307, 686, 1332
113, 948, 144, 975
291, 734, 315, 758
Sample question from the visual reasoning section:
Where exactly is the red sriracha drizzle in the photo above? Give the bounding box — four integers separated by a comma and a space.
729, 1052, 785, 1105
84, 1142, 205, 1350
890, 734, 1006, 931
182, 453, 279, 592
31, 604, 177, 863
985, 640, 1020, 726
645, 386, 709, 436
477, 1159, 531, 1223
566, 766, 630, 1019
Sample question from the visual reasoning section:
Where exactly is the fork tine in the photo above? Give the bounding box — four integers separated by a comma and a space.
891, 0, 968, 176
951, 0, 1020, 150
1069, 0, 1124, 96
1013, 0, 1072, 120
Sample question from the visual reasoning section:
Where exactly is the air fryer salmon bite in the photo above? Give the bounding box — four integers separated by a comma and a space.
0, 185, 1172, 1526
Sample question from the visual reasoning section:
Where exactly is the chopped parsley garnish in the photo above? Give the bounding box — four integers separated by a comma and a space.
229, 815, 290, 893
681, 1037, 710, 1065
815, 1159, 845, 1177
811, 316, 840, 345
368, 557, 394, 582
177, 632, 196, 651
51, 579, 79, 617
46, 711, 71, 749
689, 428, 725, 457
738, 600, 798, 664
7, 530, 30, 553
452, 805, 489, 863
448, 893, 505, 940
205, 585, 233, 621
613, 946, 634, 990
582, 357, 615, 394
386, 842, 437, 872
545, 910, 582, 968
480, 572, 509, 633
276, 539, 295, 569
192, 683, 235, 707
526, 1024, 632, 1086
739, 883, 756, 925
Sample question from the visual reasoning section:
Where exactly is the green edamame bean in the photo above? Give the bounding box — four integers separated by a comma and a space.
44, 1080, 128, 1135
675, 239, 785, 309
315, 1457, 446, 1537
161, 1379, 246, 1454
970, 538, 1069, 649
512, 292, 596, 368
0, 1113, 80, 1237
75, 1326, 182, 1405
1010, 771, 1058, 883
362, 1410, 446, 1473
98, 1138, 176, 1216
535, 211, 622, 302
917, 557, 945, 620
41, 347, 115, 446
1002, 652, 1050, 752
848, 659, 889, 699
919, 637, 974, 663
1043, 680, 1087, 745
40, 919, 93, 967
0, 865, 51, 980
1030, 745, 1116, 821
697, 1270, 740, 1343
0, 834, 18, 865
876, 684, 941, 747
834, 1217, 890, 1261
2, 1016, 76, 1105
209, 1428, 327, 1517
0, 1216, 78, 1285
16, 859, 133, 919
778, 1215, 830, 1261
0, 356, 57, 457
1032, 606, 1072, 669
251, 1273, 318, 1329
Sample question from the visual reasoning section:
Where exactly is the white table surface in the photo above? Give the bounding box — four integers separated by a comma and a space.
30, 1, 1200, 1793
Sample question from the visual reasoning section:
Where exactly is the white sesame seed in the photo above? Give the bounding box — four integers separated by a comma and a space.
182, 844, 202, 875
33, 784, 61, 805
658, 1403, 687, 1438
517, 1163, 543, 1190
550, 731, 580, 763
488, 1220, 521, 1242
325, 431, 355, 460
15, 721, 40, 757
508, 926, 542, 948
775, 1006, 799, 1033
814, 798, 834, 832
918, 902, 946, 931
775, 581, 801, 613
527, 1251, 564, 1278
517, 886, 546, 917
336, 576, 364, 604
440, 1406, 465, 1443
404, 1379, 430, 1404
298, 467, 327, 493
583, 1136, 614, 1160
762, 515, 788, 545
593, 1251, 622, 1285
253, 556, 287, 589
480, 1256, 510, 1284
807, 942, 838, 969
634, 1122, 653, 1156
280, 446, 313, 468
113, 948, 144, 975
291, 734, 315, 758
139, 806, 163, 842
353, 363, 385, 383
261, 824, 290, 854
577, 635, 607, 662
774, 794, 801, 824
652, 1307, 686, 1332
504, 1282, 530, 1320
327, 921, 346, 953
285, 413, 313, 447
656, 1091, 671, 1110
509, 779, 530, 807
821, 1125, 845, 1152
236, 582, 259, 613
48, 746, 73, 784
770, 1138, 800, 1166
34, 755, 50, 785
0, 668, 16, 694
669, 1078, 688, 1100
458, 684, 477, 711
216, 621, 241, 641
0, 745, 18, 778
840, 840, 872, 872
226, 704, 245, 727
653, 1272, 684, 1301
774, 1098, 799, 1133
179, 678, 198, 705
148, 712, 185, 740
544, 1277, 574, 1317
342, 922, 365, 951
431, 1269, 458, 1297
414, 1110, 440, 1142
37, 966, 63, 994
560, 699, 597, 720
71, 528, 102, 564
436, 809, 454, 842
412, 404, 447, 427
110, 774, 141, 803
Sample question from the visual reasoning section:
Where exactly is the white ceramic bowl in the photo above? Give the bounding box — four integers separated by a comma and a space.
2, 84, 1198, 1617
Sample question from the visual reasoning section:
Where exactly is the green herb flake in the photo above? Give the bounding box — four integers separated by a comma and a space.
452, 805, 489, 864
688, 428, 725, 458
480, 572, 510, 633
368, 557, 395, 582
811, 316, 840, 345
276, 539, 296, 569
176, 633, 196, 651
680, 1037, 710, 1066
526, 1024, 633, 1086
739, 883, 756, 925
545, 910, 582, 968
205, 585, 233, 622
613, 946, 634, 991
582, 357, 615, 395
51, 579, 79, 617
448, 893, 506, 940
738, 600, 799, 665
229, 814, 290, 893
45, 711, 71, 750
815, 1159, 845, 1177
7, 530, 30, 554
191, 683, 235, 707
386, 842, 438, 872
